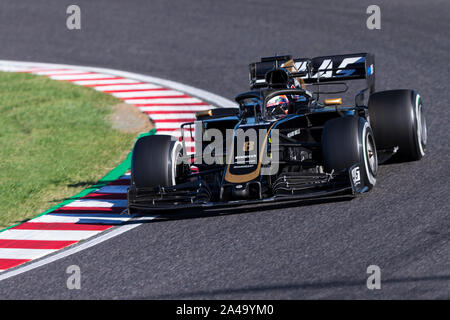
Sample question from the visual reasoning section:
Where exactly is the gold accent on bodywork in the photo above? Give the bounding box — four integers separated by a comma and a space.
224, 123, 276, 183
195, 109, 213, 118
324, 98, 342, 105
281, 59, 306, 89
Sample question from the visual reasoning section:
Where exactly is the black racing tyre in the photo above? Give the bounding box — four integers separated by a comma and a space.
322, 116, 378, 190
131, 135, 183, 188
368, 89, 427, 162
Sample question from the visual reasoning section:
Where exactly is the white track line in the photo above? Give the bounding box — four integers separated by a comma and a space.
0, 229, 103, 241
73, 79, 138, 85
32, 215, 130, 224
111, 90, 185, 98
148, 113, 197, 120
68, 199, 128, 208
0, 60, 234, 281
94, 84, 162, 91
49, 73, 115, 80
153, 122, 194, 129
0, 248, 57, 260
139, 105, 212, 112
122, 97, 203, 104
0, 60, 236, 108
0, 217, 153, 281
94, 185, 129, 193
34, 69, 88, 75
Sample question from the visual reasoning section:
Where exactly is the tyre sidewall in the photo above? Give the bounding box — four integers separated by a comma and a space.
131, 135, 180, 188
167, 139, 183, 186
322, 116, 377, 192
359, 119, 377, 189
413, 93, 426, 158
368, 89, 426, 162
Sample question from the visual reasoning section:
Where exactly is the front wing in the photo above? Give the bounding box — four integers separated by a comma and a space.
127, 165, 364, 214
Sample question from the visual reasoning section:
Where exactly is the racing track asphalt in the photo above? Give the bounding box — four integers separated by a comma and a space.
0, 0, 449, 299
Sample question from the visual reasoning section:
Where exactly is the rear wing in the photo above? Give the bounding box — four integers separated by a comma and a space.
249, 53, 375, 92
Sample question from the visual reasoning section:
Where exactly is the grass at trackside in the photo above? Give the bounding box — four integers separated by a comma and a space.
0, 71, 137, 229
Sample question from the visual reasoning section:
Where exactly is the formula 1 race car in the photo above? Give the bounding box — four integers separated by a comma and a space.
127, 53, 427, 213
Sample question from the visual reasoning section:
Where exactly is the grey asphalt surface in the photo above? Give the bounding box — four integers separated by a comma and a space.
0, 0, 449, 299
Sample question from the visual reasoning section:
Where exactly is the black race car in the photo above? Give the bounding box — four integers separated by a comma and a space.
127, 53, 427, 213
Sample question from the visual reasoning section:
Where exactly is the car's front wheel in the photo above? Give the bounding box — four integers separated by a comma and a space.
322, 116, 377, 192
130, 135, 184, 189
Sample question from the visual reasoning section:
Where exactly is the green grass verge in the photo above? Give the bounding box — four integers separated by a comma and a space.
0, 71, 139, 229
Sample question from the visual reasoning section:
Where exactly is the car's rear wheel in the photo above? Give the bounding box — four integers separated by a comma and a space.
322, 116, 377, 191
368, 89, 426, 162
131, 135, 184, 188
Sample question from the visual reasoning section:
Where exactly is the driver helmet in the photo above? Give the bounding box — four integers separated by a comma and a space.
266, 95, 289, 117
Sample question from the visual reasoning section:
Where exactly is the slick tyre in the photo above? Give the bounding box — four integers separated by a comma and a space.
368, 89, 427, 162
131, 135, 183, 188
322, 116, 378, 191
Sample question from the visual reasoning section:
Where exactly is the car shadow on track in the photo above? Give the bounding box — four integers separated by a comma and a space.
145, 274, 450, 299
123, 195, 355, 225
